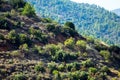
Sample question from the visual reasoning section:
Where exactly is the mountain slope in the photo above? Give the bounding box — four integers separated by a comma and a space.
26, 0, 120, 46
112, 8, 120, 16
0, 0, 120, 80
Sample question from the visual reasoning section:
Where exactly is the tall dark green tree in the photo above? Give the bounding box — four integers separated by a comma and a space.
64, 22, 75, 30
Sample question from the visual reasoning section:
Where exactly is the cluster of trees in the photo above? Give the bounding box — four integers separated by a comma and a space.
6, 0, 35, 17
7, 30, 31, 46
26, 0, 120, 46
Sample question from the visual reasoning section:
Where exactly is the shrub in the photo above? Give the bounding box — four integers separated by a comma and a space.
22, 3, 35, 17
53, 50, 68, 61
66, 62, 80, 71
86, 36, 94, 43
13, 73, 27, 80
46, 24, 61, 34
76, 40, 87, 50
18, 34, 30, 44
45, 44, 60, 55
19, 33, 31, 45
64, 37, 75, 48
19, 43, 29, 52
88, 67, 97, 74
47, 62, 57, 73
64, 22, 75, 30
66, 63, 73, 71
34, 63, 45, 73
68, 71, 88, 80
100, 66, 110, 73
52, 70, 61, 80
100, 50, 110, 60
81, 59, 94, 67
32, 45, 45, 54
79, 71, 88, 80
58, 64, 65, 71
46, 24, 55, 32
7, 30, 19, 44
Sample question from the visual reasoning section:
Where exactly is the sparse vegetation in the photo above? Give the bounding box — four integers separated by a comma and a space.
0, 1, 120, 80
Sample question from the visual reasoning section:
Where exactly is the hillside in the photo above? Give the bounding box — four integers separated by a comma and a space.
112, 8, 120, 16
26, 0, 120, 47
0, 0, 120, 80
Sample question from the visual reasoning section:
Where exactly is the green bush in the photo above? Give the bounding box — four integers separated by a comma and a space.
76, 40, 87, 50
64, 37, 75, 48
66, 63, 74, 71
66, 62, 80, 71
13, 73, 26, 80
58, 64, 65, 71
53, 50, 68, 61
100, 66, 110, 73
46, 24, 61, 34
79, 71, 88, 80
81, 59, 94, 67
34, 63, 45, 73
18, 34, 30, 45
22, 3, 35, 17
32, 45, 45, 54
68, 71, 88, 80
45, 44, 60, 55
10, 50, 20, 56
100, 50, 110, 60
88, 67, 97, 74
52, 70, 61, 80
47, 62, 57, 73
7, 30, 19, 44
46, 24, 55, 32
19, 43, 29, 52
86, 36, 94, 43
